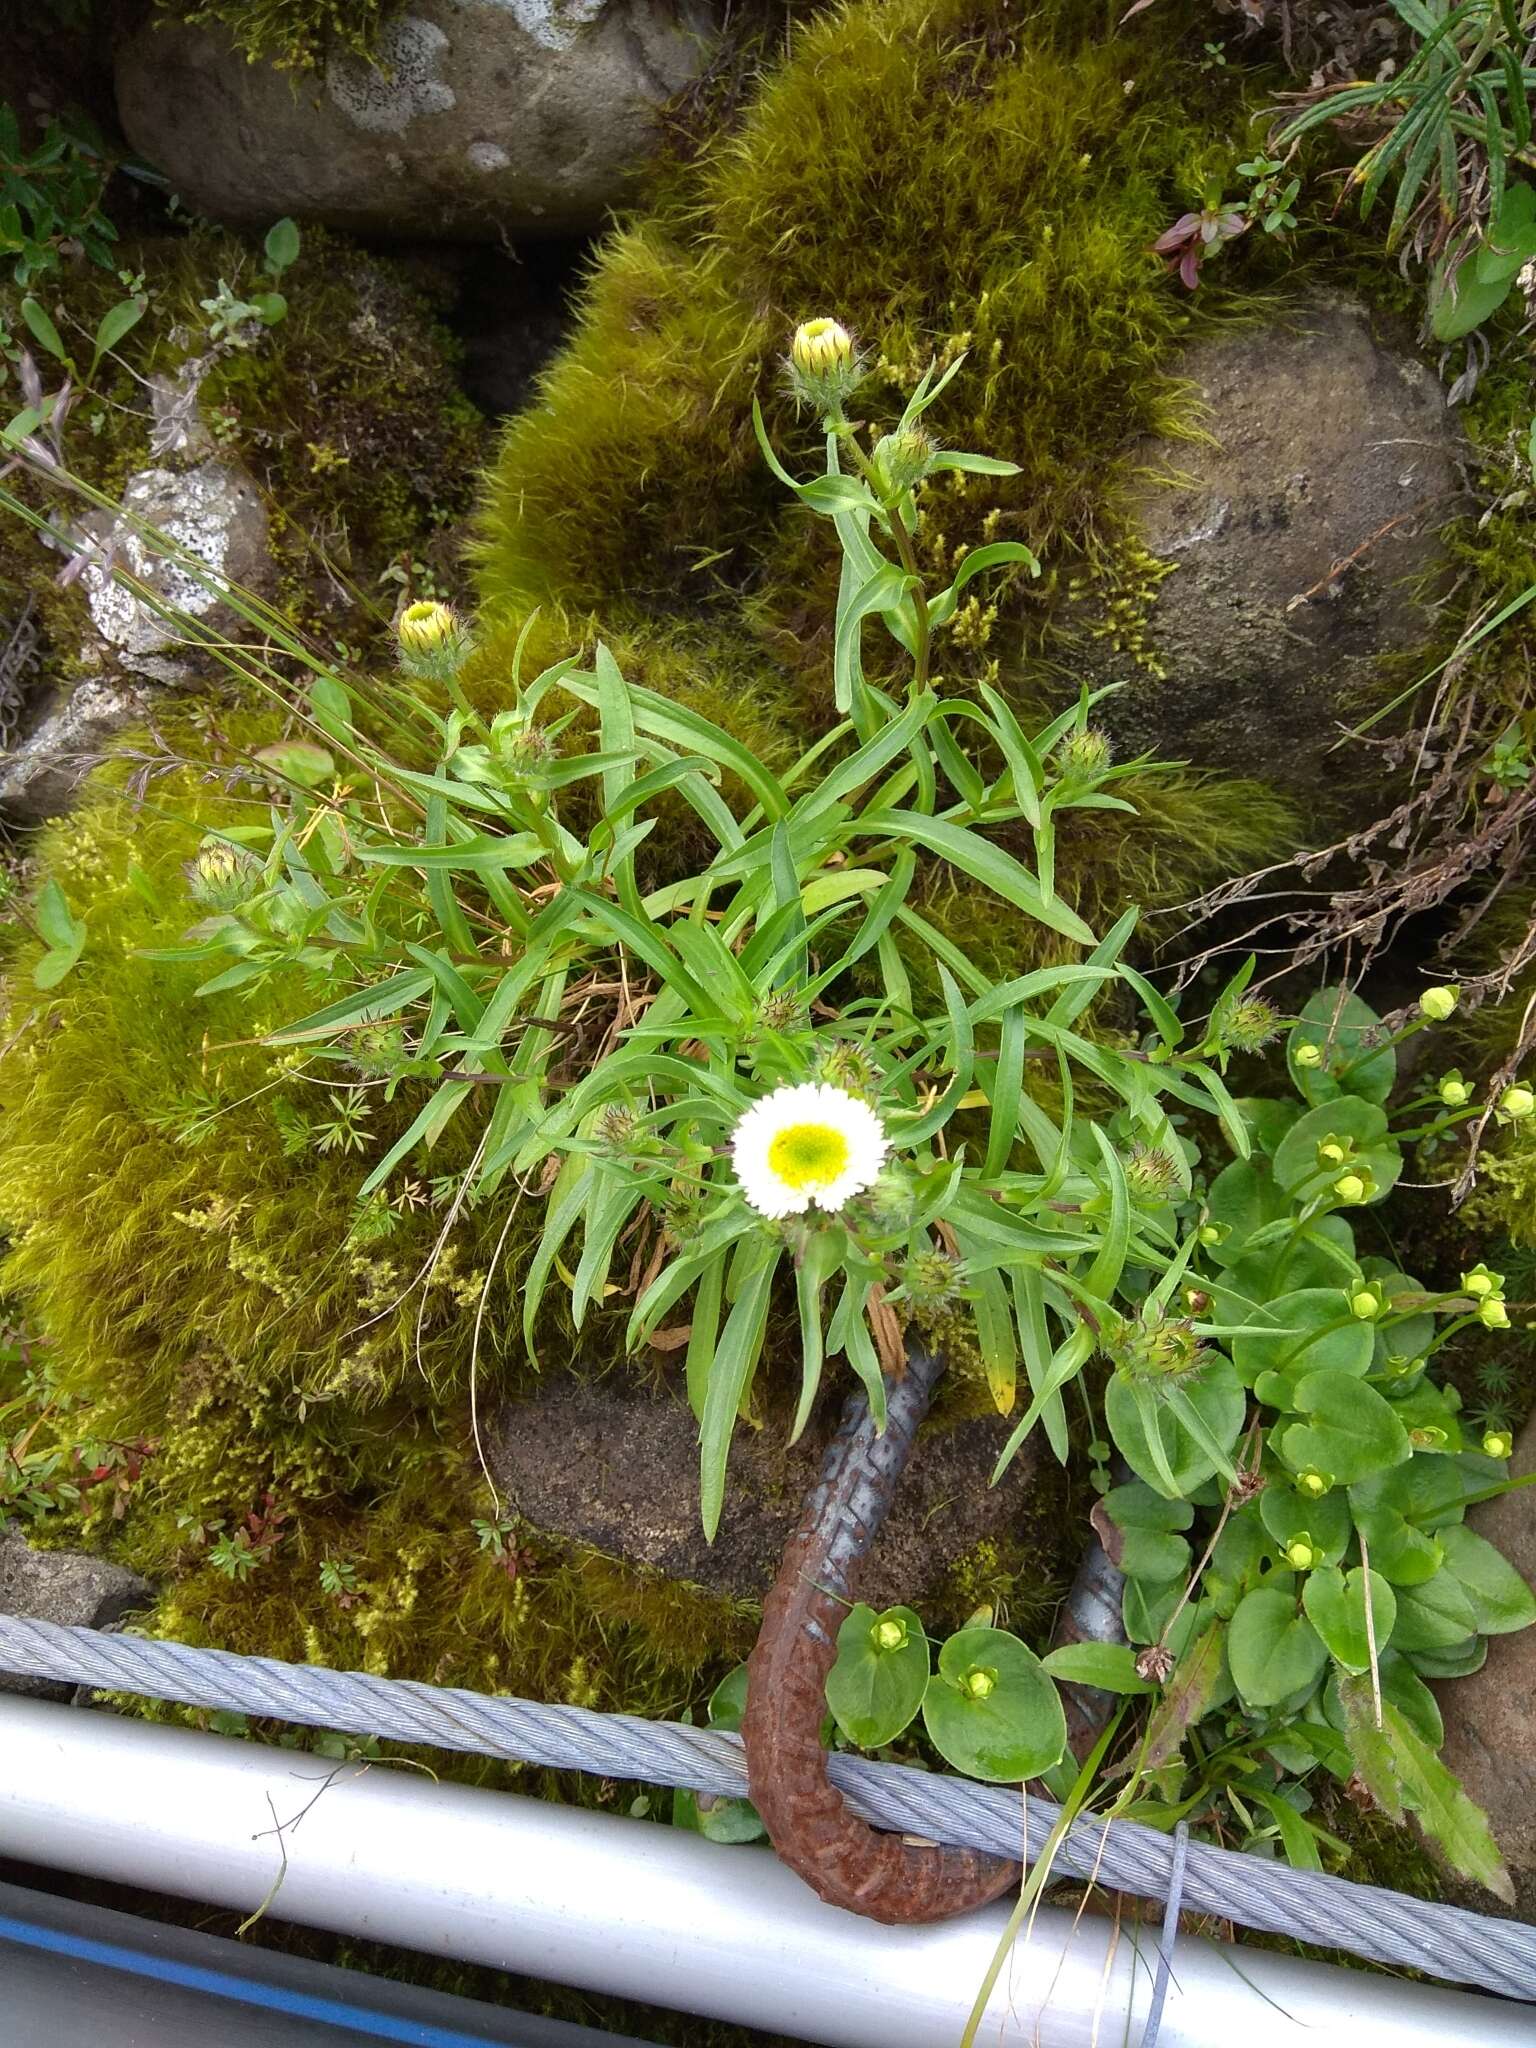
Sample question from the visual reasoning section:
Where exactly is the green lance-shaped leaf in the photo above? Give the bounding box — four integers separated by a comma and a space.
825, 1605, 931, 1748
922, 1626, 1066, 1782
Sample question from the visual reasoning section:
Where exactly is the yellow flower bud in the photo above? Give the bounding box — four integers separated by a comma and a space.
1438, 1072, 1471, 1108
1350, 1284, 1386, 1321
1478, 1296, 1512, 1330
1296, 1469, 1331, 1499
1293, 1042, 1323, 1069
1418, 985, 1459, 1021
872, 1616, 908, 1653
1499, 1083, 1535, 1122
1482, 1430, 1514, 1460
1334, 1173, 1367, 1205
961, 1665, 997, 1702
791, 317, 854, 378
396, 599, 459, 657
1317, 1139, 1347, 1168
1284, 1538, 1320, 1571
1460, 1264, 1502, 1299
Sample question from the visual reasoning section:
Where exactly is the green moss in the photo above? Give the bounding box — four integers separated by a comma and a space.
477, 0, 1272, 629
156, 0, 403, 69
0, 0, 1304, 1700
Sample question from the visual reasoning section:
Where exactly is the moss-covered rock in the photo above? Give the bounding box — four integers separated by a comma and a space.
1, 0, 1306, 1706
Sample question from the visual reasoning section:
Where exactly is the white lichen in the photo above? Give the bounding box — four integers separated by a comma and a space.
327, 17, 455, 134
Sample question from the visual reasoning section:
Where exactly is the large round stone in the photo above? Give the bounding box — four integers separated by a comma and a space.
1074, 293, 1465, 799
114, 0, 720, 241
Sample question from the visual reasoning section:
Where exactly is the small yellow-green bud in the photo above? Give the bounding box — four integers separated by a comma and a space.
1438, 1071, 1471, 1108
1410, 1425, 1449, 1450
1418, 985, 1459, 1021
1349, 1282, 1387, 1321
790, 318, 854, 378
1056, 727, 1113, 780
1460, 1263, 1503, 1300
186, 835, 261, 911
1198, 1220, 1229, 1248
1293, 1042, 1323, 1069
1295, 1469, 1331, 1499
872, 1616, 909, 1653
960, 1665, 997, 1702
1482, 1429, 1514, 1460
1316, 1136, 1349, 1169
1498, 1083, 1535, 1122
1334, 1172, 1367, 1205
1478, 1296, 1512, 1330
396, 600, 459, 657
1284, 1537, 1321, 1571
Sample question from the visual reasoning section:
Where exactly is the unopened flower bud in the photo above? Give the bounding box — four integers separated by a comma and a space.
1460, 1263, 1503, 1300
1226, 999, 1280, 1052
1482, 1429, 1514, 1460
1295, 1468, 1331, 1499
1284, 1537, 1321, 1571
960, 1665, 997, 1702
786, 318, 862, 414
396, 600, 459, 658
1478, 1296, 1512, 1330
1438, 1071, 1471, 1108
872, 1616, 909, 1653
186, 835, 261, 911
1349, 1282, 1387, 1321
791, 318, 854, 378
1293, 1042, 1323, 1069
1418, 986, 1459, 1021
1316, 1136, 1349, 1169
1198, 1221, 1229, 1248
1056, 727, 1112, 780
1126, 1145, 1181, 1203
1498, 1083, 1535, 1122
873, 426, 936, 497
1334, 1172, 1368, 1205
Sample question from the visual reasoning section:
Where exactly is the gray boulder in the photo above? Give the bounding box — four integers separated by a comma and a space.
1075, 293, 1465, 798
0, 1524, 150, 1701
492, 1376, 1042, 1610
114, 0, 721, 242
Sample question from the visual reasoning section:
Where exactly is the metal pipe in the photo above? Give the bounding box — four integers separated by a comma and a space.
0, 1697, 1528, 2048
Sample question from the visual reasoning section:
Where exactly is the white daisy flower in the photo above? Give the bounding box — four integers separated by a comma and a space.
729, 1081, 889, 1220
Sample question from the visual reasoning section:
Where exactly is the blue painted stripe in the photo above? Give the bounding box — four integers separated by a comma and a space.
0, 1911, 513, 2047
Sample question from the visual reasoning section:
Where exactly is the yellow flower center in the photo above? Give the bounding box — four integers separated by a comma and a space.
767, 1121, 851, 1192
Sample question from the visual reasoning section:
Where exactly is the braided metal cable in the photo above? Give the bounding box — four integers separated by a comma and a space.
0, 1613, 1531, 2001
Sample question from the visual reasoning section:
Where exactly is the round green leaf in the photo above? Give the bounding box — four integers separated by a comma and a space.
1233, 1287, 1374, 1401
1228, 1586, 1330, 1708
1390, 1568, 1481, 1652
1203, 1158, 1290, 1268
922, 1626, 1066, 1782
1212, 1227, 1356, 1323
1105, 1355, 1246, 1500
1259, 1481, 1351, 1563
1406, 1636, 1487, 1681
1118, 1526, 1192, 1583
825, 1603, 929, 1748
1103, 1480, 1193, 1534
1233, 1097, 1301, 1156
1302, 1564, 1397, 1672
254, 739, 336, 789
1286, 987, 1397, 1106
1436, 1525, 1536, 1635
1278, 1369, 1410, 1484
707, 1663, 750, 1732
1272, 1097, 1391, 1196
